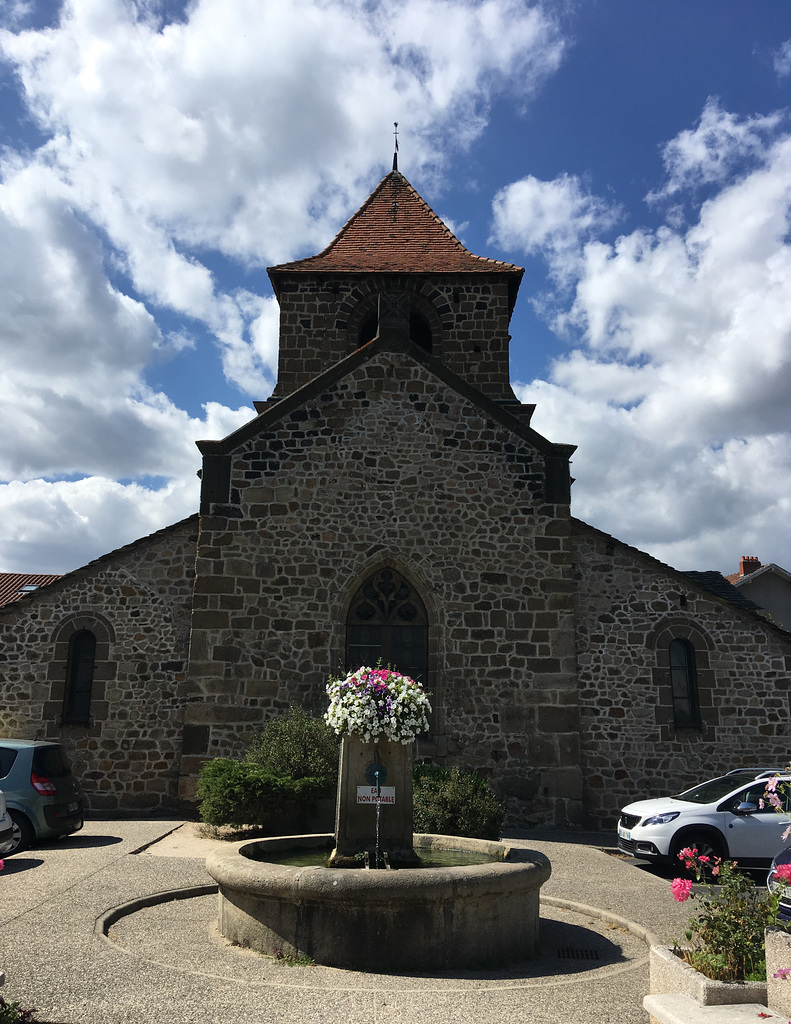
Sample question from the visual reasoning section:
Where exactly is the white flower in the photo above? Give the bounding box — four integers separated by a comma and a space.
324, 667, 431, 743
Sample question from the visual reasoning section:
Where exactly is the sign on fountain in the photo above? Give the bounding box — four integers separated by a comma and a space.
329, 734, 420, 867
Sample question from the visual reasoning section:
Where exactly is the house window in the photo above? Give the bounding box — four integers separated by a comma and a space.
63, 630, 96, 724
668, 638, 700, 729
346, 568, 428, 683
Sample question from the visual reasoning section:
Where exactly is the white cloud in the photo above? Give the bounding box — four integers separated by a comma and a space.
774, 39, 791, 78
507, 104, 791, 573
648, 97, 783, 199
0, 0, 566, 572
490, 173, 620, 283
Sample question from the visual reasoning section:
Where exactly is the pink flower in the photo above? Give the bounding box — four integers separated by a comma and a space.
671, 878, 693, 902
0, 859, 3, 871
698, 855, 710, 863
678, 846, 697, 861
773, 968, 791, 980
775, 864, 791, 883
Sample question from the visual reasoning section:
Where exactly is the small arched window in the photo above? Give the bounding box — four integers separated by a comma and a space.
346, 568, 428, 684
63, 630, 96, 724
668, 638, 700, 729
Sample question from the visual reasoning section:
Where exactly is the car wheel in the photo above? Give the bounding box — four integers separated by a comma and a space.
8, 811, 35, 855
672, 833, 725, 876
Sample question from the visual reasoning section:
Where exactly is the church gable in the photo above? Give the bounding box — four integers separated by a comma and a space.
182, 341, 579, 806
199, 335, 574, 515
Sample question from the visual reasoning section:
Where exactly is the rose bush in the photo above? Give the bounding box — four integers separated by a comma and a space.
670, 846, 791, 982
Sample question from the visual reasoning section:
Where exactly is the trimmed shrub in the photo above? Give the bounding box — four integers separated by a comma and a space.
412, 764, 504, 840
244, 705, 339, 789
197, 759, 327, 827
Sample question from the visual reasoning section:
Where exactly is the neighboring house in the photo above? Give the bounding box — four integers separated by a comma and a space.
727, 556, 791, 631
1, 168, 790, 828
0, 573, 61, 609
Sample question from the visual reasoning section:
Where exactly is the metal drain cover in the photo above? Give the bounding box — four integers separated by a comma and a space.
556, 947, 601, 960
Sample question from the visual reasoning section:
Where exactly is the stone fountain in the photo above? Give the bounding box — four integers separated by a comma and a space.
205, 673, 551, 971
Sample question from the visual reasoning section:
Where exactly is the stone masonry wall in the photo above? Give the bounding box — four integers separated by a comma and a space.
573, 521, 791, 826
272, 274, 518, 406
0, 517, 198, 811
184, 348, 579, 824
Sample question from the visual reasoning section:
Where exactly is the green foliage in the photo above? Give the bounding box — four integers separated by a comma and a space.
197, 758, 327, 827
0, 997, 38, 1023
244, 706, 339, 788
673, 852, 788, 982
412, 763, 504, 840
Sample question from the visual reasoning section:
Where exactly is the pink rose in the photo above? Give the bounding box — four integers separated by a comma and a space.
671, 878, 693, 902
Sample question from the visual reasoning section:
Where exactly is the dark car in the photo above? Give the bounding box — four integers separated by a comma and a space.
768, 845, 791, 922
0, 740, 84, 854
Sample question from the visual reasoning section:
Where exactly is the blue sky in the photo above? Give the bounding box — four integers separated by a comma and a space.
1, 0, 790, 576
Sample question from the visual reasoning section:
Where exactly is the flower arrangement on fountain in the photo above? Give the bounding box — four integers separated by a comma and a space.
324, 667, 431, 744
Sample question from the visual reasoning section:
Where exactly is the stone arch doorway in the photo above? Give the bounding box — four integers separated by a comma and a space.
345, 566, 428, 683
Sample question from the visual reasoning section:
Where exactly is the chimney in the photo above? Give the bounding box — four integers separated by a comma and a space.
739, 555, 761, 577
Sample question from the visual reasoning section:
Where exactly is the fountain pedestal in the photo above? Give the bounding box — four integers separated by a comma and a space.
329, 735, 418, 867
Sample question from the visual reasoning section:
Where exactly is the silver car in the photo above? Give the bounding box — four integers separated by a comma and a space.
0, 741, 84, 855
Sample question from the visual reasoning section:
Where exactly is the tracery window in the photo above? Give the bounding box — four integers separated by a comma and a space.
346, 568, 428, 683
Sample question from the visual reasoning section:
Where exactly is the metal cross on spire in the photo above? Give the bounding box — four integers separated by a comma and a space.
392, 122, 399, 172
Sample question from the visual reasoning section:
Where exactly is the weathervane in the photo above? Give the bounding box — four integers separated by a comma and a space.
393, 121, 399, 172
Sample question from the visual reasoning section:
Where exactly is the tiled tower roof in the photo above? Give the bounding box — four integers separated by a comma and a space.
268, 170, 523, 279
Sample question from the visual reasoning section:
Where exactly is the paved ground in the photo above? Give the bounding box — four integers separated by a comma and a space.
0, 819, 694, 1024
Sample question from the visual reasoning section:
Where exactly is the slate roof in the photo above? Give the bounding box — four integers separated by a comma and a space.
680, 571, 765, 614
268, 170, 524, 279
570, 518, 789, 635
0, 572, 61, 608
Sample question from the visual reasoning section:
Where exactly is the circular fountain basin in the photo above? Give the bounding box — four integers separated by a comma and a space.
206, 833, 551, 971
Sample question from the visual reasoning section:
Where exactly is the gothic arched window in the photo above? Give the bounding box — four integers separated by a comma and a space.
668, 638, 700, 729
346, 568, 428, 683
63, 629, 96, 724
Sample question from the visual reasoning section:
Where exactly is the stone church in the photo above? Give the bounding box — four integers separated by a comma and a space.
2, 168, 790, 828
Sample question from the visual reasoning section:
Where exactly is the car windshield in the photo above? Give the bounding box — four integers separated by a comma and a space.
673, 775, 752, 804
31, 745, 72, 777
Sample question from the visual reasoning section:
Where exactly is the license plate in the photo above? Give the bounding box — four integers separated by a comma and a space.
618, 826, 630, 841
68, 802, 78, 813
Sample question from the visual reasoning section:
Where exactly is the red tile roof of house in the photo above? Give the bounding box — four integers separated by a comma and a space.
269, 170, 524, 278
0, 572, 61, 608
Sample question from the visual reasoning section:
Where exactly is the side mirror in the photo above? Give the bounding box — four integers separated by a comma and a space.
735, 801, 758, 814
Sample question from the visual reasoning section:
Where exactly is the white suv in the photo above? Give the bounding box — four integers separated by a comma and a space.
618, 769, 791, 868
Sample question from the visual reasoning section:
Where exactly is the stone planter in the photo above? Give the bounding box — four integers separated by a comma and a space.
766, 927, 791, 1017
649, 944, 767, 1007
